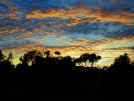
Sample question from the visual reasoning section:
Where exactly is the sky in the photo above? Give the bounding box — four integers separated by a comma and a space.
0, 0, 134, 66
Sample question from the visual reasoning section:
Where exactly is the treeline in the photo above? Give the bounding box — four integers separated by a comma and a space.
0, 49, 134, 72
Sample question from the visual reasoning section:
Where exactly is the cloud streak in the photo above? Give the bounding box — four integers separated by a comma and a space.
26, 8, 134, 26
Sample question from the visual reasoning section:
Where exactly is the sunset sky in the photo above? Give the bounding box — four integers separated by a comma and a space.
0, 0, 134, 66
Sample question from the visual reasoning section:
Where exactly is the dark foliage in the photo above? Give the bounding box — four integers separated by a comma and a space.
0, 49, 133, 72
6, 50, 134, 98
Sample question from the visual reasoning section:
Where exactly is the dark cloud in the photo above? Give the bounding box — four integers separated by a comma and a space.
66, 22, 134, 38
6, 0, 134, 12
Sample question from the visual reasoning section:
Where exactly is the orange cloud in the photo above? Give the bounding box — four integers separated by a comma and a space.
65, 36, 134, 51
0, 1, 23, 20
26, 7, 134, 26
66, 38, 99, 46
0, 26, 20, 35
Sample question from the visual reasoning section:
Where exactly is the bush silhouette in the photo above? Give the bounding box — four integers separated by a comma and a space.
108, 53, 132, 72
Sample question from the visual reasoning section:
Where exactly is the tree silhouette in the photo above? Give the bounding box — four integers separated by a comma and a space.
114, 53, 130, 65
79, 53, 101, 67
80, 53, 90, 67
88, 54, 101, 67
0, 49, 15, 72
0, 49, 5, 62
44, 50, 50, 58
3, 48, 133, 72
16, 51, 39, 72
109, 53, 131, 72
24, 51, 42, 65
55, 51, 61, 56
74, 58, 82, 66
7, 52, 13, 63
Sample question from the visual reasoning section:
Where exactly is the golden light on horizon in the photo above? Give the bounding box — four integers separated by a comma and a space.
3, 44, 134, 68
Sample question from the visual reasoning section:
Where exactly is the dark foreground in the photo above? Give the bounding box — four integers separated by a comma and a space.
7, 69, 134, 100
3, 51, 134, 100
